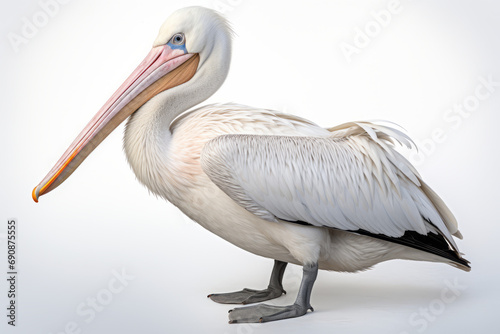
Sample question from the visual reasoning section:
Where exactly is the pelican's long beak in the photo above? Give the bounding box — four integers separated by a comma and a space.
32, 45, 200, 202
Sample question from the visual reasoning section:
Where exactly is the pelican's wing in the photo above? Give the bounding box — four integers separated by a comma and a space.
201, 122, 463, 253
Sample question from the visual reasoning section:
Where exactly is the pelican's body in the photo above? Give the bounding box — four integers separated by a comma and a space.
33, 7, 469, 323
125, 103, 453, 272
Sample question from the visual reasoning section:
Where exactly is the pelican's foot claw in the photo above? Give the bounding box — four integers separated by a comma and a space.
228, 303, 312, 323
208, 287, 285, 305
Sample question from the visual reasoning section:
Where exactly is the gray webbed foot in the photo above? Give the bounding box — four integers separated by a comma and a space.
208, 286, 286, 304
228, 303, 313, 323
208, 260, 288, 305
227, 262, 318, 323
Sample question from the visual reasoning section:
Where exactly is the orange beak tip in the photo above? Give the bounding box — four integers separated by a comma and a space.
32, 187, 39, 203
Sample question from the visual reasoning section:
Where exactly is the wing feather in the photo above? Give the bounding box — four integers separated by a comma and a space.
201, 122, 460, 252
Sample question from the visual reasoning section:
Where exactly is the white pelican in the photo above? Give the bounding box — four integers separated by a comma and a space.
32, 6, 470, 323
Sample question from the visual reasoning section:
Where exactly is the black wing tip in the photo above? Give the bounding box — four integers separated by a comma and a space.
454, 254, 471, 271
352, 228, 471, 271
279, 219, 471, 271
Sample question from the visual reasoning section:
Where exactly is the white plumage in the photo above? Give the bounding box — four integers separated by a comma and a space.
123, 100, 468, 272
33, 6, 469, 323
201, 123, 458, 243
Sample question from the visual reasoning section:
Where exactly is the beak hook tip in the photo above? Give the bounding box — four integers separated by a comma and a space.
32, 187, 39, 203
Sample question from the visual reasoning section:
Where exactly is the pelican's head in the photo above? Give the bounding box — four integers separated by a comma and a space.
154, 7, 232, 66
32, 6, 232, 202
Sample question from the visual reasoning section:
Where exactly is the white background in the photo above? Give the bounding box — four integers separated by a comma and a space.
1, 0, 499, 333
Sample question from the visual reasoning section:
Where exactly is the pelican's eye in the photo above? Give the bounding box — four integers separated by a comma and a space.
171, 33, 185, 45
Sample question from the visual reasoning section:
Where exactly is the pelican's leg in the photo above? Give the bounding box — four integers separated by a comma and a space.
228, 262, 318, 323
208, 260, 287, 304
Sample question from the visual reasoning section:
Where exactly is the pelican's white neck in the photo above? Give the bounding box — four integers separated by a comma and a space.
123, 37, 231, 198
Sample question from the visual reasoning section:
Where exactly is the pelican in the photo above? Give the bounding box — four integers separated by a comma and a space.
32, 6, 470, 323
